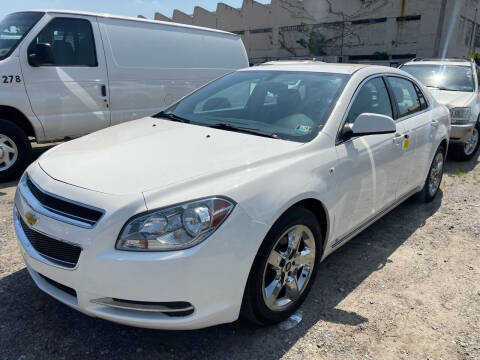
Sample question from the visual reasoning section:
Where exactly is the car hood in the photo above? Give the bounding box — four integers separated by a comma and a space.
39, 117, 302, 195
428, 89, 475, 108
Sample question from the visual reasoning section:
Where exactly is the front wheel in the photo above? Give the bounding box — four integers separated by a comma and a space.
452, 122, 480, 161
0, 119, 32, 182
416, 145, 445, 203
241, 207, 322, 325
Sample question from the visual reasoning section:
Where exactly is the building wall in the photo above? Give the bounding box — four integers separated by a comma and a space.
149, 0, 480, 64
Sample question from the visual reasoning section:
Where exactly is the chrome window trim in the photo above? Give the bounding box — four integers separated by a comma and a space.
19, 175, 105, 229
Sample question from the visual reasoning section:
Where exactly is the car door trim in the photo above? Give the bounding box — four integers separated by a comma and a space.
331, 186, 420, 249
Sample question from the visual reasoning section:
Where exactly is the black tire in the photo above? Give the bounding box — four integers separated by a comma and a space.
451, 121, 480, 161
0, 119, 32, 182
241, 206, 322, 325
416, 145, 445, 203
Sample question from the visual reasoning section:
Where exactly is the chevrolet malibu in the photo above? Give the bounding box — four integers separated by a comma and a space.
14, 63, 450, 329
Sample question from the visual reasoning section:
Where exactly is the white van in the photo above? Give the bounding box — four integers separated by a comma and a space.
0, 10, 248, 180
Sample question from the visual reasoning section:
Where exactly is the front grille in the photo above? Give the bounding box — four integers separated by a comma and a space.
19, 216, 81, 268
39, 273, 77, 298
26, 177, 103, 226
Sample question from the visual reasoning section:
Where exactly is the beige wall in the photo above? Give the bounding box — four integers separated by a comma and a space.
149, 0, 480, 64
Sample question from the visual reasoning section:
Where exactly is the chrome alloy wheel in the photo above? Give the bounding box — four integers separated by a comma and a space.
262, 225, 316, 312
0, 134, 18, 172
464, 127, 479, 156
428, 152, 444, 197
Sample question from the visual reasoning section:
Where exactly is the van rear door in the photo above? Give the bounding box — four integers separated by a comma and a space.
19, 13, 110, 140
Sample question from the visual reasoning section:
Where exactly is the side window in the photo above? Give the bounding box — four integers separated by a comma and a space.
29, 17, 97, 67
413, 83, 428, 110
387, 77, 422, 117
346, 77, 393, 124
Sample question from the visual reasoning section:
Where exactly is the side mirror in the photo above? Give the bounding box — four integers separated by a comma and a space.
342, 113, 396, 141
28, 43, 54, 67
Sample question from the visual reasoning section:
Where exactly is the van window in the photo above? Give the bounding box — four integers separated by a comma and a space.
0, 12, 44, 61
387, 77, 423, 118
29, 17, 97, 67
346, 77, 393, 124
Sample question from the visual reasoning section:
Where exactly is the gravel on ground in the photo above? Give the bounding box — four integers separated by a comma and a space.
0, 145, 479, 360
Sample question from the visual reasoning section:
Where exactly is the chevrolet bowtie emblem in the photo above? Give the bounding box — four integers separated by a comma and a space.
25, 212, 38, 226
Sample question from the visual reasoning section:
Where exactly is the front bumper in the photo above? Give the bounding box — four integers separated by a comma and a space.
450, 123, 475, 143
14, 165, 267, 330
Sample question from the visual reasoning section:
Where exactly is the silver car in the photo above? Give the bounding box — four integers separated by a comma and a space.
401, 58, 480, 161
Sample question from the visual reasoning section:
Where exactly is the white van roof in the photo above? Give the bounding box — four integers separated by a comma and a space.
21, 10, 239, 37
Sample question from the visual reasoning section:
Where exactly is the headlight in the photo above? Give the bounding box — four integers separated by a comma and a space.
449, 107, 472, 123
116, 197, 235, 251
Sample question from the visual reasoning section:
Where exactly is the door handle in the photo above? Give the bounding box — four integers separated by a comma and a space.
392, 133, 405, 144
100, 84, 107, 97
431, 119, 440, 127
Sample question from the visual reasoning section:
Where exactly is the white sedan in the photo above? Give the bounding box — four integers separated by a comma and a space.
13, 63, 450, 329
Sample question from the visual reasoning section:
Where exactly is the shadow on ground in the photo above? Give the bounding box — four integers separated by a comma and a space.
444, 147, 480, 175
0, 189, 442, 360
0, 144, 56, 193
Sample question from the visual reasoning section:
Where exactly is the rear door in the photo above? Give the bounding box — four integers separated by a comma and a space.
386, 76, 434, 196
333, 76, 406, 245
19, 14, 110, 140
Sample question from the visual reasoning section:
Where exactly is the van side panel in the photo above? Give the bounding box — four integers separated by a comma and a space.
0, 55, 45, 140
98, 18, 249, 125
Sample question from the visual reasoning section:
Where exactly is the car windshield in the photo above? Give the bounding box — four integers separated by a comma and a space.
157, 70, 350, 142
0, 12, 44, 61
401, 64, 475, 92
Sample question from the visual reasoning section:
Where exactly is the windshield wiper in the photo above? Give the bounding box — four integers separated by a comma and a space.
207, 122, 278, 139
154, 111, 191, 123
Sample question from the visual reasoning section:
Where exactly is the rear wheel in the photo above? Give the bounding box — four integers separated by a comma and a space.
0, 119, 32, 182
416, 145, 445, 203
241, 207, 322, 325
452, 122, 480, 161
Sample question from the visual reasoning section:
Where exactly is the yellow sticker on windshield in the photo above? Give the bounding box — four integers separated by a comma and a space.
403, 139, 410, 149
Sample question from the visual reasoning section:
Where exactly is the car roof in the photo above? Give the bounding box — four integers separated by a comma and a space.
15, 10, 237, 37
242, 62, 392, 75
403, 59, 473, 67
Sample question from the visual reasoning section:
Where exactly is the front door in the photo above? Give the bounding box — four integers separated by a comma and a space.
19, 14, 110, 140
333, 76, 406, 244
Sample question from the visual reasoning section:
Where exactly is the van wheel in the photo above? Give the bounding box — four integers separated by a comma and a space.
241, 207, 322, 325
416, 145, 445, 203
0, 119, 32, 182
452, 122, 480, 161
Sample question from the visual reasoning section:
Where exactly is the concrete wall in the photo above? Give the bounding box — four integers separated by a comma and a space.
148, 0, 480, 64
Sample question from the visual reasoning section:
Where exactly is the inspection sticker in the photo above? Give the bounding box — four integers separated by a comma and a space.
296, 125, 312, 134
